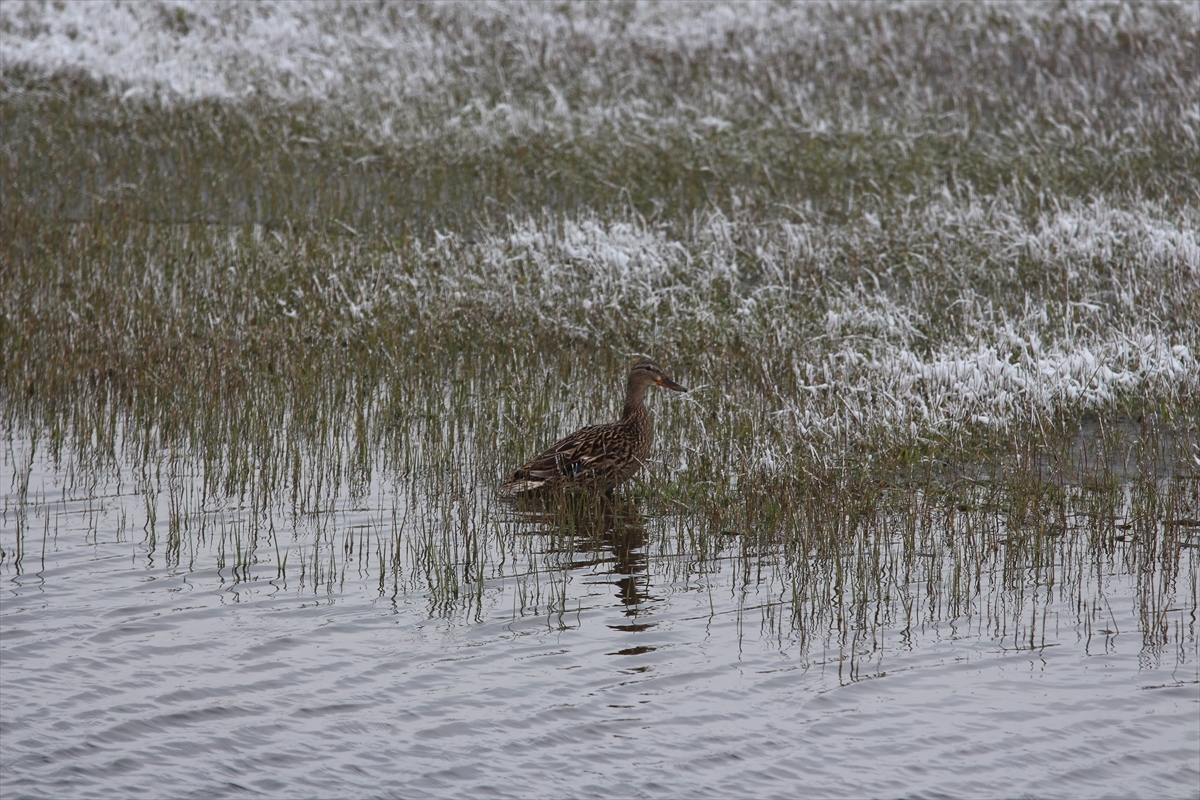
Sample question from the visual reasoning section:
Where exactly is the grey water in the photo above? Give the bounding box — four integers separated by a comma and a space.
2, 439, 1198, 800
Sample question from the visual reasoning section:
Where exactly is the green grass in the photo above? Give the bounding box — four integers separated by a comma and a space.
1, 1, 1197, 645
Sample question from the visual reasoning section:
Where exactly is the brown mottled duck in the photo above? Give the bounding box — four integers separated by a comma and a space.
500, 359, 687, 495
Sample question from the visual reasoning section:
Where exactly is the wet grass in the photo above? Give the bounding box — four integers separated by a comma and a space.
2, 2, 1198, 659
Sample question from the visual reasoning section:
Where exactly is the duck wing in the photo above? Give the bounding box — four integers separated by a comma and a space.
502, 422, 639, 492
511, 424, 613, 480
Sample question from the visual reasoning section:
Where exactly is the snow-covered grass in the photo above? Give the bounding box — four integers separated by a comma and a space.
4, 194, 1194, 492
4, 1, 1198, 229
4, 1, 1197, 145
2, 1, 1197, 558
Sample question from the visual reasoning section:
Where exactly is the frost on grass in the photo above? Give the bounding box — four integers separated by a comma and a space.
3, 1, 1197, 148
424, 194, 1199, 465
4, 2, 1198, 482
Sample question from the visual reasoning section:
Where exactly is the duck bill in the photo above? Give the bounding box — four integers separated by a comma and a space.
657, 377, 687, 392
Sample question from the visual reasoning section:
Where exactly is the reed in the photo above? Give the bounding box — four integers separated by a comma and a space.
1, 1, 1196, 657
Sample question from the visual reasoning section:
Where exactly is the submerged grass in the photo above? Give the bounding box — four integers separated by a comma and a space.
1, 2, 1197, 657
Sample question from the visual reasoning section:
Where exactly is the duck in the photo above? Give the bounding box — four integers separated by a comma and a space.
500, 359, 687, 495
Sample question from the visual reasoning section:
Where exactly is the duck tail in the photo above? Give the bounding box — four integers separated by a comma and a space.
498, 477, 547, 495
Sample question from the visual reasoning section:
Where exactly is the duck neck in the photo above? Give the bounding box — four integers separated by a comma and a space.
621, 381, 650, 423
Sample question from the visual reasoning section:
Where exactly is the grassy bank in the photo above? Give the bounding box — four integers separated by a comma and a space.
2, 2, 1197, 637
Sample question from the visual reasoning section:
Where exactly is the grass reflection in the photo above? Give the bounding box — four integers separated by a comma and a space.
2, 1, 1197, 672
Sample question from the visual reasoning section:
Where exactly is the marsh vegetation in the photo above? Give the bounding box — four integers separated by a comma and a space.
1, 3, 1198, 796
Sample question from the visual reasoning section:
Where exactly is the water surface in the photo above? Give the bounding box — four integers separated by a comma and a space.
3, 439, 1197, 799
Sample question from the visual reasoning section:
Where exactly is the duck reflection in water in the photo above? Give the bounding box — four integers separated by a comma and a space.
503, 493, 656, 626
